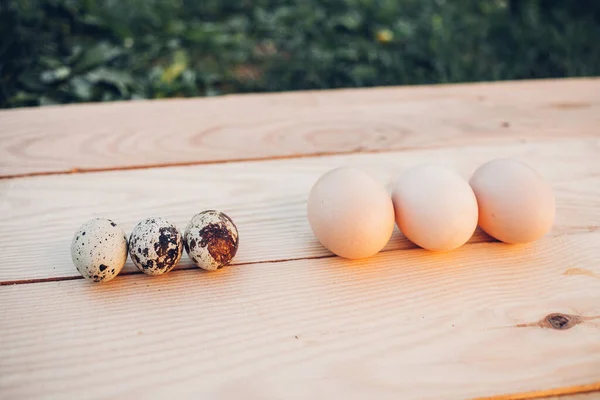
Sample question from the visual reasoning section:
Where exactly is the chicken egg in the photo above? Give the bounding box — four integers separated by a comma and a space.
307, 167, 395, 259
469, 158, 555, 244
391, 165, 478, 251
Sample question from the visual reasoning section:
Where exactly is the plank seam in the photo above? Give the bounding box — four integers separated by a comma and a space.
0, 254, 334, 286
476, 382, 600, 400
1, 230, 590, 286
0, 136, 588, 180
1, 148, 407, 180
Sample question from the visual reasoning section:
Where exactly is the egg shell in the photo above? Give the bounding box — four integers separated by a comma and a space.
391, 165, 478, 252
469, 158, 555, 244
307, 167, 395, 259
71, 218, 128, 282
128, 217, 183, 276
184, 210, 239, 271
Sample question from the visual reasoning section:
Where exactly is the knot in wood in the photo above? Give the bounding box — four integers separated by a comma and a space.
545, 313, 576, 330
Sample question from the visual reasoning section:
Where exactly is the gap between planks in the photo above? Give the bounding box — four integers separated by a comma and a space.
478, 382, 600, 400
0, 136, 591, 181
0, 254, 334, 286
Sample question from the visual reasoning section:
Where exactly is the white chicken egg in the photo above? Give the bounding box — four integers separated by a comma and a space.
469, 158, 555, 244
391, 165, 478, 251
307, 167, 395, 259
71, 218, 128, 282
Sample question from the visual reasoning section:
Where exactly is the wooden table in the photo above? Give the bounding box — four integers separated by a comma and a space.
1, 78, 599, 399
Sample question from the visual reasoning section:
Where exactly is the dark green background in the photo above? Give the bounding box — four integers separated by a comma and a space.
2, 0, 599, 108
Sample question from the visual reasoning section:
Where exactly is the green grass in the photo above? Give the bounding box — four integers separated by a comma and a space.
1, 0, 599, 108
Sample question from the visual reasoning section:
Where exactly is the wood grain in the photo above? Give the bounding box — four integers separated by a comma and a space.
1, 139, 599, 282
1, 78, 599, 177
1, 233, 599, 399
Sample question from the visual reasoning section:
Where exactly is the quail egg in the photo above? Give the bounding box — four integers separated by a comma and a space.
71, 218, 128, 282
129, 217, 183, 275
184, 210, 239, 271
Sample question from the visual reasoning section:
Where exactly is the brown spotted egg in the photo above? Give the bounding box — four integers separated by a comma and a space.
184, 210, 239, 271
71, 218, 128, 282
128, 217, 183, 275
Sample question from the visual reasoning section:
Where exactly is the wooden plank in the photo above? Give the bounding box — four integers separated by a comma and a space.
0, 78, 598, 177
1, 139, 599, 283
1, 233, 599, 399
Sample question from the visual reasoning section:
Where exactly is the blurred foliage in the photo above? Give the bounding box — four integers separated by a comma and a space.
1, 0, 599, 108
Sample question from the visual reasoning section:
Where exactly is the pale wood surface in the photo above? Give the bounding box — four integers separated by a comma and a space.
0, 78, 599, 177
1, 79, 599, 399
1, 234, 599, 399
1, 139, 599, 282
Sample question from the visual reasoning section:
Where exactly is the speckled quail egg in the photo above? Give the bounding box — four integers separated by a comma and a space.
128, 217, 183, 276
71, 218, 128, 282
184, 210, 239, 271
